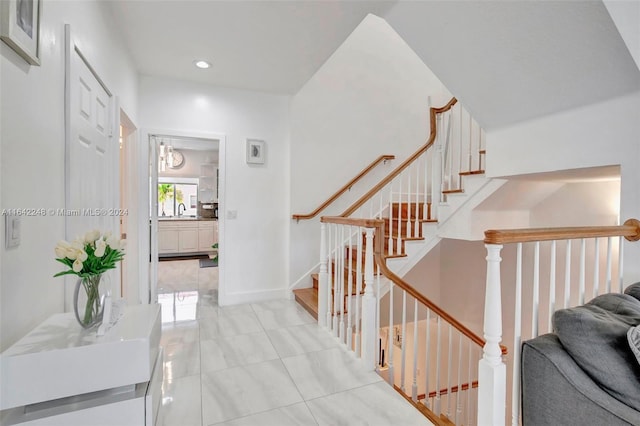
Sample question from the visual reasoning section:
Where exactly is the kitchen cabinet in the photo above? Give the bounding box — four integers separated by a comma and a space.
159, 220, 217, 255
178, 224, 199, 252
199, 163, 217, 203
197, 220, 218, 251
158, 224, 179, 254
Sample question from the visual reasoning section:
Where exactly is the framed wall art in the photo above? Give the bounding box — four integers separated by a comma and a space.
246, 139, 265, 165
1, 0, 41, 65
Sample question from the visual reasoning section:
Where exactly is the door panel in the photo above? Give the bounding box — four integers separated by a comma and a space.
65, 27, 118, 309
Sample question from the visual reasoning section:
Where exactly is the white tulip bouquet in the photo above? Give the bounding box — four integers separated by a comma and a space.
54, 230, 126, 278
54, 230, 126, 328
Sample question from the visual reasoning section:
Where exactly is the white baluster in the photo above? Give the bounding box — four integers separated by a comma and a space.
388, 182, 394, 256
397, 177, 402, 254
468, 110, 473, 173
446, 325, 453, 418
347, 226, 353, 350
339, 226, 345, 343
412, 299, 419, 402
579, 238, 586, 305
376, 266, 381, 368
355, 226, 363, 356
532, 241, 540, 337
456, 332, 463, 425
606, 237, 613, 293
435, 316, 442, 415
388, 282, 394, 385
457, 104, 463, 188
548, 241, 556, 333
332, 225, 339, 336
361, 227, 376, 370
618, 237, 624, 293
406, 168, 412, 239
593, 238, 600, 298
424, 154, 430, 221
512, 243, 523, 426
424, 309, 431, 410
319, 222, 328, 328
327, 224, 333, 331
414, 162, 419, 238
400, 290, 407, 392
564, 240, 572, 309
466, 339, 472, 426
478, 243, 506, 426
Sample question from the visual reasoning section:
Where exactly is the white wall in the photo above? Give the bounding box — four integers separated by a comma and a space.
159, 149, 217, 179
0, 1, 138, 350
139, 76, 290, 305
289, 14, 448, 286
487, 91, 640, 283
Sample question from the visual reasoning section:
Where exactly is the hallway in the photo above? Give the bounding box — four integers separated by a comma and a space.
157, 260, 431, 425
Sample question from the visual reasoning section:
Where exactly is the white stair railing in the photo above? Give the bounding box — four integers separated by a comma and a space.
339, 98, 485, 259
479, 219, 640, 426
319, 217, 488, 425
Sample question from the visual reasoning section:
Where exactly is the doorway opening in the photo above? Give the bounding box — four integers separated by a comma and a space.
148, 134, 222, 324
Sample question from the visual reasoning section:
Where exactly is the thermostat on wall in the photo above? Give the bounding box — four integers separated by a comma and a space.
5, 216, 20, 248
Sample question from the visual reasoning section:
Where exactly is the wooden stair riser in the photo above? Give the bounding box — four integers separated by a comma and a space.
312, 271, 367, 295
391, 202, 426, 220
383, 217, 423, 238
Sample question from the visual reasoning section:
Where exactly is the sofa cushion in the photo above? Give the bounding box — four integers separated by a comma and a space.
629, 325, 640, 366
624, 282, 640, 302
553, 293, 640, 411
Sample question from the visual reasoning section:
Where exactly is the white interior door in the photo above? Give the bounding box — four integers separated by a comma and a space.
65, 25, 118, 309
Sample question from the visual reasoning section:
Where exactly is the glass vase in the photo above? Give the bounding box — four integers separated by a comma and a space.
73, 274, 109, 329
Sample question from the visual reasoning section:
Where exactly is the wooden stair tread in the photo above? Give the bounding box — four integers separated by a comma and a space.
442, 189, 464, 194
459, 169, 485, 176
293, 288, 318, 319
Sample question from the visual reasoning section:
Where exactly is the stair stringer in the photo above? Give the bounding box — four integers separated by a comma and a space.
385, 176, 508, 281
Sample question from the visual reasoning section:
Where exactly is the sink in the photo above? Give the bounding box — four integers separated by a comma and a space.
159, 215, 197, 220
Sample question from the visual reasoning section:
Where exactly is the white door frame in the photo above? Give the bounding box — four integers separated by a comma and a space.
137, 128, 226, 305
119, 109, 138, 303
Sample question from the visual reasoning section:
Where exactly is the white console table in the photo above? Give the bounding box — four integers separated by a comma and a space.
0, 304, 162, 425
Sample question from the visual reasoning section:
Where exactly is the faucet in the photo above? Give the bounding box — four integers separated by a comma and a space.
178, 203, 186, 216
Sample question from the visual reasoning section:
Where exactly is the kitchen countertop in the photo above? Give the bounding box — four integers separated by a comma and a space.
158, 216, 217, 221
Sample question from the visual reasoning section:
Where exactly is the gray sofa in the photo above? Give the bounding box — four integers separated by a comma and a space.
521, 284, 640, 425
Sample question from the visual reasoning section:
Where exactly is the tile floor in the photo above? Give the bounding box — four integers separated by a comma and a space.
156, 259, 432, 426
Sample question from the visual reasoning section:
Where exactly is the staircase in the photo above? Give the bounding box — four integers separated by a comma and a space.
291, 97, 496, 426
294, 173, 493, 319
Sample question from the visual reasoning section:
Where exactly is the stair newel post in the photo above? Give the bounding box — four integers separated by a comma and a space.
361, 227, 377, 370
318, 221, 328, 328
478, 243, 506, 426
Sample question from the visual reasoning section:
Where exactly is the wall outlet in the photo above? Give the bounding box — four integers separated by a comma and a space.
226, 210, 237, 220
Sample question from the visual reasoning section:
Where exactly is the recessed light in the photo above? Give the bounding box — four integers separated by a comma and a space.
194, 60, 211, 69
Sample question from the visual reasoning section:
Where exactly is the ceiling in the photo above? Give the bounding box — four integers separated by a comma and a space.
107, 1, 640, 130
107, 0, 396, 94
384, 0, 640, 129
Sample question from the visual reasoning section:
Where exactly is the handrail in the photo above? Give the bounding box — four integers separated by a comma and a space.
484, 218, 640, 244
320, 215, 507, 355
340, 97, 458, 217
292, 154, 395, 221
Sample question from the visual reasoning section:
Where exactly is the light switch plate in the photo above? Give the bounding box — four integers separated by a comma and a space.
5, 216, 20, 248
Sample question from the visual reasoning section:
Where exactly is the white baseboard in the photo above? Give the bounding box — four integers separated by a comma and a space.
219, 288, 291, 306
